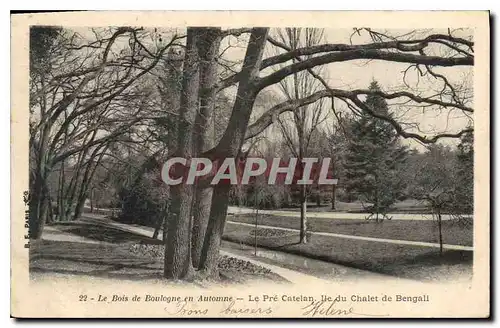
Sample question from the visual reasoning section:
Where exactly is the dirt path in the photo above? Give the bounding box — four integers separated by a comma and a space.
225, 221, 473, 251
79, 215, 403, 283
36, 222, 284, 286
78, 215, 329, 284
84, 205, 463, 221
227, 206, 459, 221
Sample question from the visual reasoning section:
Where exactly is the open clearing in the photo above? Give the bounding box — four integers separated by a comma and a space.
222, 215, 472, 282
31, 222, 288, 285
227, 214, 472, 246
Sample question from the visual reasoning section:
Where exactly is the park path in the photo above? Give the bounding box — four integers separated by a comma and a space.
78, 215, 330, 285
79, 215, 436, 283
225, 220, 473, 251
85, 205, 459, 221
227, 206, 457, 221
80, 210, 472, 251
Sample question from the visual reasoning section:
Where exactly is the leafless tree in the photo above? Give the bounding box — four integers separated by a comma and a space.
194, 27, 473, 279
29, 26, 182, 238
271, 28, 329, 243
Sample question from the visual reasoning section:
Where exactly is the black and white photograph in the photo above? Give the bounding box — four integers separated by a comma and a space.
10, 11, 489, 318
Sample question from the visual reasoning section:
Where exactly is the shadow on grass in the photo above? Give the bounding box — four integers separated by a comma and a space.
53, 221, 163, 245
30, 239, 165, 281
222, 231, 473, 281
273, 241, 303, 249
401, 249, 473, 265
30, 239, 283, 285
30, 265, 165, 281
110, 215, 157, 228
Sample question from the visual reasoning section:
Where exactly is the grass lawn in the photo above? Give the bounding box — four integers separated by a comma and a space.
31, 221, 286, 284
227, 214, 472, 246
222, 224, 472, 282
30, 239, 168, 281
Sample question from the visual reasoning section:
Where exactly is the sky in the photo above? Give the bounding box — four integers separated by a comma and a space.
64, 26, 474, 151
218, 28, 473, 151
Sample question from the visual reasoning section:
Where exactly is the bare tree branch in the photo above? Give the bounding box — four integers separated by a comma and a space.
257, 49, 473, 91
245, 88, 473, 143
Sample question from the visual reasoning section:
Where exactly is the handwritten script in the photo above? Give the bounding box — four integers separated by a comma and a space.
301, 300, 385, 317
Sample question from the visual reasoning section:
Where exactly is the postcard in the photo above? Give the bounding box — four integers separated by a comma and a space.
11, 11, 489, 318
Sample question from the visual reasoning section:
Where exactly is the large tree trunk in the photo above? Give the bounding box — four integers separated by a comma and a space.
199, 184, 231, 277
191, 187, 213, 268
191, 27, 220, 268
199, 28, 269, 277
29, 122, 52, 239
29, 171, 50, 239
164, 28, 202, 280
165, 181, 195, 279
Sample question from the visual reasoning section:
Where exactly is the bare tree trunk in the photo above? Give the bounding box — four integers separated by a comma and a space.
72, 145, 109, 221
199, 28, 269, 277
298, 140, 308, 243
74, 193, 87, 220
299, 184, 308, 243
166, 176, 196, 279
437, 207, 443, 255
90, 188, 94, 213
30, 122, 52, 239
30, 160, 50, 237
152, 215, 163, 240
152, 201, 167, 240
191, 188, 213, 268
29, 171, 49, 239
199, 185, 231, 278
272, 28, 326, 244
153, 192, 170, 240
164, 28, 202, 280
316, 184, 321, 207
57, 161, 65, 220
191, 27, 220, 269
162, 208, 169, 242
62, 132, 98, 221
331, 184, 336, 210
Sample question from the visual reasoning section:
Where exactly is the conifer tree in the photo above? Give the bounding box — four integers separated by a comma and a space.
343, 80, 408, 221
